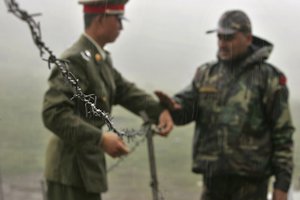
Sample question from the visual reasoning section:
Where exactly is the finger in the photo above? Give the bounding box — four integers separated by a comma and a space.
155, 91, 181, 110
119, 139, 129, 151
110, 151, 118, 158
157, 120, 173, 136
122, 146, 130, 154
158, 110, 173, 125
154, 90, 163, 97
154, 91, 168, 102
158, 128, 168, 136
158, 123, 173, 136
118, 142, 129, 154
164, 121, 173, 133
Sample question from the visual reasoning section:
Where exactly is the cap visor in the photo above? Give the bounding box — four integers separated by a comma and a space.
206, 28, 236, 35
206, 29, 217, 34
120, 15, 129, 21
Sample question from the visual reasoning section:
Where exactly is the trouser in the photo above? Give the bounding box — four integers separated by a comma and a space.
200, 175, 269, 200
47, 181, 102, 200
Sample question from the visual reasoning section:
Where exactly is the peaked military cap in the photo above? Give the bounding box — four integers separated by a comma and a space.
78, 0, 129, 15
207, 10, 252, 35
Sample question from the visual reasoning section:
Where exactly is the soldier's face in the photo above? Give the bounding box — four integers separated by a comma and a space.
100, 15, 123, 43
217, 32, 252, 61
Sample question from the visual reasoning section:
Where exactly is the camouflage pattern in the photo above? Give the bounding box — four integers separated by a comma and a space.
207, 10, 251, 35
42, 35, 164, 193
200, 175, 268, 200
172, 36, 294, 192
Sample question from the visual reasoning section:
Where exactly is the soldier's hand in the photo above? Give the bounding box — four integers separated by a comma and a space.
154, 90, 182, 111
157, 109, 173, 137
100, 132, 129, 158
272, 189, 287, 200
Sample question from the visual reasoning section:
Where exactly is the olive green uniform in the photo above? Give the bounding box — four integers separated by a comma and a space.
42, 35, 163, 199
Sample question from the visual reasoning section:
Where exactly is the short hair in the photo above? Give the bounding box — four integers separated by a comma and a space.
84, 13, 100, 29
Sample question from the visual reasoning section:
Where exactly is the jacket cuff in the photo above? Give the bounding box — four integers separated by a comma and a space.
273, 179, 290, 192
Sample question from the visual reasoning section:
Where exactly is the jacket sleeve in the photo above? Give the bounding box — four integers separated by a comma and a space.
42, 57, 102, 148
265, 72, 295, 192
171, 82, 200, 125
111, 67, 164, 123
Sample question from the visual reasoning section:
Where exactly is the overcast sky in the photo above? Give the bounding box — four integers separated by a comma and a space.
1, 0, 300, 101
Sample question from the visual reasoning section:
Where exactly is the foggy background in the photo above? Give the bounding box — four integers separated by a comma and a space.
1, 0, 300, 199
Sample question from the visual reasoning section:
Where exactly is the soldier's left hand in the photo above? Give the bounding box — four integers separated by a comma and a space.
272, 189, 287, 200
157, 109, 174, 137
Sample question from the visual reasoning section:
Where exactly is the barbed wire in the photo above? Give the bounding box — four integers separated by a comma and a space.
107, 123, 153, 172
107, 123, 165, 200
4, 0, 144, 140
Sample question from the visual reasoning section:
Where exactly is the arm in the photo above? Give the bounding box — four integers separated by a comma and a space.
42, 57, 128, 156
112, 68, 173, 136
154, 83, 199, 125
266, 72, 295, 197
42, 58, 101, 147
171, 82, 200, 125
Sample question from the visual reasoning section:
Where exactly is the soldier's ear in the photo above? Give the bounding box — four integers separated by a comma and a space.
96, 15, 108, 30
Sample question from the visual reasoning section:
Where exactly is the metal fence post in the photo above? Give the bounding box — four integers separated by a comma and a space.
139, 111, 160, 200
146, 125, 159, 200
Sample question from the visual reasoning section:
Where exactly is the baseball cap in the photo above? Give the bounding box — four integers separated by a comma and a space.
207, 10, 252, 35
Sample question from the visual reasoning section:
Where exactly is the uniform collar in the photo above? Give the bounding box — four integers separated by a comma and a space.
83, 32, 107, 60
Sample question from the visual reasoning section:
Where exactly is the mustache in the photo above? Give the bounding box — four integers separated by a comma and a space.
219, 47, 231, 52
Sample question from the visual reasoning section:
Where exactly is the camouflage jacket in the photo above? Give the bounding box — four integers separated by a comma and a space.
172, 36, 294, 192
42, 35, 163, 193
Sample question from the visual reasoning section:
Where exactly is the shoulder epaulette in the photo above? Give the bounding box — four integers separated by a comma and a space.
80, 50, 92, 62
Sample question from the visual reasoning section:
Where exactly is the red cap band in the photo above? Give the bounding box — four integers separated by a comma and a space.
83, 4, 124, 14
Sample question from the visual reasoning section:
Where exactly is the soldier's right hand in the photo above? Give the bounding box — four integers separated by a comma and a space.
100, 132, 129, 158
